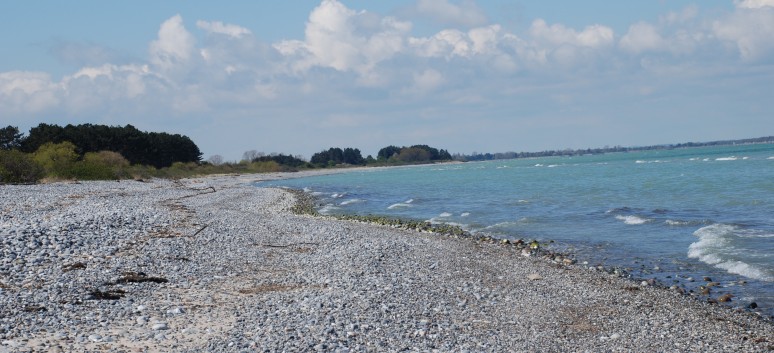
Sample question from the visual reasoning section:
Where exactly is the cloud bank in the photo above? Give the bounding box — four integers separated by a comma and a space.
1, 0, 773, 159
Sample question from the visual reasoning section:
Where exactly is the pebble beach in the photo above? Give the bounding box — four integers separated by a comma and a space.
1, 173, 772, 352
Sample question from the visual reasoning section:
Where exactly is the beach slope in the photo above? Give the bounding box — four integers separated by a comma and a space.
0, 174, 771, 352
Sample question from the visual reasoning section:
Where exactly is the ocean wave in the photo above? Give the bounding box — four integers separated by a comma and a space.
318, 204, 340, 215
688, 224, 773, 281
438, 212, 452, 217
331, 193, 346, 198
303, 187, 312, 192
768, 156, 774, 160
665, 219, 691, 226
615, 215, 650, 225
387, 203, 412, 210
339, 199, 362, 206
460, 212, 470, 217
715, 156, 738, 161
387, 199, 414, 210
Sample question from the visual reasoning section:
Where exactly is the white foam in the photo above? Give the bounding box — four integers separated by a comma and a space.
303, 187, 312, 192
339, 199, 362, 206
665, 219, 690, 226
310, 192, 324, 196
534, 164, 544, 167
460, 212, 470, 217
687, 224, 773, 280
438, 212, 452, 217
715, 156, 737, 161
331, 193, 346, 198
387, 203, 412, 210
547, 164, 559, 168
768, 156, 774, 160
615, 215, 649, 225
405, 199, 414, 204
715, 261, 772, 281
318, 204, 340, 215
736, 229, 774, 238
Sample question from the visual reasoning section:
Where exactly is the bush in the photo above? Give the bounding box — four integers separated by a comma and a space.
67, 160, 117, 180
83, 151, 130, 179
33, 141, 78, 177
0, 150, 45, 183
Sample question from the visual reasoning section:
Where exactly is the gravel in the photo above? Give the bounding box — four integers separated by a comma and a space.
1, 173, 772, 352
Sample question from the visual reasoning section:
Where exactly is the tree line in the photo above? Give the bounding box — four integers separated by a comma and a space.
16, 123, 201, 168
1, 123, 456, 184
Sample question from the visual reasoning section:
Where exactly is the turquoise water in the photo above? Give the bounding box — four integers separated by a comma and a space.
259, 144, 774, 317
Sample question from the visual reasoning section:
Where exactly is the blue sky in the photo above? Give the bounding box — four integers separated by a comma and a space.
1, 0, 772, 160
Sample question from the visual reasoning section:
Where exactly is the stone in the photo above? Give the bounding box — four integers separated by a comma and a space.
718, 294, 733, 302
527, 274, 543, 281
88, 334, 102, 342
152, 322, 169, 331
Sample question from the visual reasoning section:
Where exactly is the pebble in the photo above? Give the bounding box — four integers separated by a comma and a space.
0, 175, 770, 352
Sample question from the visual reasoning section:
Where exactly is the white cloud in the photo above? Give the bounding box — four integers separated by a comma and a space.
412, 69, 444, 92
619, 22, 665, 54
414, 0, 487, 27
0, 71, 60, 113
714, 6, 774, 61
275, 0, 410, 77
149, 14, 196, 70
529, 19, 614, 49
734, 0, 774, 9
196, 20, 252, 38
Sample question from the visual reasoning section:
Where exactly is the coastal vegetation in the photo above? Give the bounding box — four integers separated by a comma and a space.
3, 122, 771, 184
0, 124, 454, 184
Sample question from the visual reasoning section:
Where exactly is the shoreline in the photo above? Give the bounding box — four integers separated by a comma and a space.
276, 177, 774, 320
1, 174, 772, 351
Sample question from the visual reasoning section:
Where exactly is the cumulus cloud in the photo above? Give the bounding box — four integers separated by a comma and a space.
529, 19, 614, 49
714, 5, 774, 61
413, 0, 487, 27
619, 22, 665, 54
0, 71, 60, 113
149, 14, 196, 71
734, 0, 774, 9
275, 0, 410, 78
196, 20, 252, 38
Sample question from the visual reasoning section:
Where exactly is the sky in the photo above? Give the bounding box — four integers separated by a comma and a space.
1, 0, 773, 161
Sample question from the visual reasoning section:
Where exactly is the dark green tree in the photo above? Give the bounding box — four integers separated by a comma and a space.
377, 145, 401, 160
0, 126, 25, 150
20, 123, 202, 168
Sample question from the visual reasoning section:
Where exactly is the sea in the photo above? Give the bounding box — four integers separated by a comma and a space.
258, 143, 774, 317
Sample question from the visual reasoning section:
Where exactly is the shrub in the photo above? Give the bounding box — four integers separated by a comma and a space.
33, 141, 78, 177
0, 150, 45, 183
67, 160, 116, 180
83, 151, 130, 179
